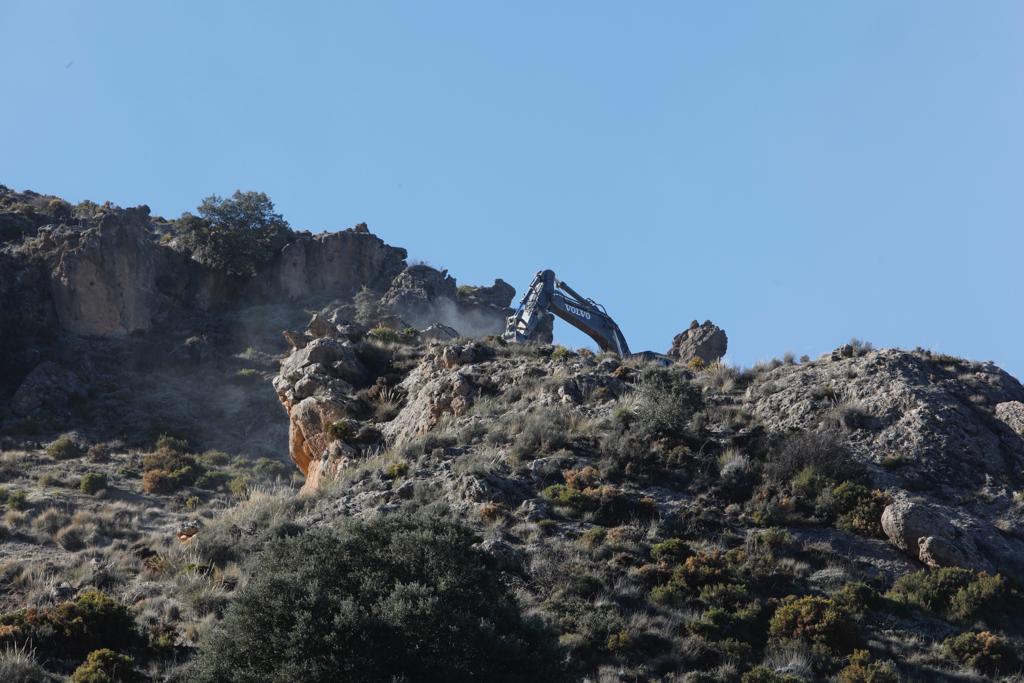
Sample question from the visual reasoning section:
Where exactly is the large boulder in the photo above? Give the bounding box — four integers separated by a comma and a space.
48, 207, 158, 335
880, 496, 987, 571
880, 494, 1024, 575
669, 320, 728, 364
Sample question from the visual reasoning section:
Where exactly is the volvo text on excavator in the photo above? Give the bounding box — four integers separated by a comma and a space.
503, 269, 632, 356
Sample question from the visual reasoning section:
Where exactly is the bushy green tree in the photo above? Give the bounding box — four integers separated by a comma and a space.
187, 513, 565, 683
176, 191, 292, 276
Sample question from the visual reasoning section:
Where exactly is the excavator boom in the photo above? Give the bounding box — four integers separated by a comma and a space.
504, 269, 631, 356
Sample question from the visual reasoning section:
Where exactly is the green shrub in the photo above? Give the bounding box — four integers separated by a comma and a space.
187, 513, 565, 682
551, 346, 572, 362
837, 649, 899, 683
540, 483, 654, 525
367, 325, 401, 343
633, 367, 703, 439
650, 538, 691, 563
673, 550, 731, 591
542, 484, 594, 511
385, 461, 409, 479
834, 582, 880, 615
326, 419, 355, 442
47, 433, 83, 460
789, 466, 830, 507
6, 490, 27, 511
768, 595, 857, 654
830, 482, 886, 538
79, 472, 107, 495
942, 630, 1018, 676
175, 191, 293, 277
71, 648, 141, 683
888, 568, 1005, 622
195, 471, 232, 490
0, 589, 138, 661
141, 443, 202, 493
155, 433, 190, 452
949, 572, 1006, 622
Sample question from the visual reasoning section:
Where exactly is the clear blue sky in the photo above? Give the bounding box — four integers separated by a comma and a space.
2, 2, 1022, 378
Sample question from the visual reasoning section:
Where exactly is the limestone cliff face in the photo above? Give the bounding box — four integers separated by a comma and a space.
48, 207, 158, 336
269, 228, 407, 301
4, 194, 409, 340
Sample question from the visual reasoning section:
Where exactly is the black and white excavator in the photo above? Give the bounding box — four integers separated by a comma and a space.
503, 269, 632, 356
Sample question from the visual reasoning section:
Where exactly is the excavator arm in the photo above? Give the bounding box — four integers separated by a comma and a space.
504, 269, 631, 356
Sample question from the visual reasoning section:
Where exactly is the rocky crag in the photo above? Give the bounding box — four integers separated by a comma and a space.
0, 187, 511, 453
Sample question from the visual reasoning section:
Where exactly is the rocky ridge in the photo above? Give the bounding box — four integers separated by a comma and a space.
272, 310, 1024, 581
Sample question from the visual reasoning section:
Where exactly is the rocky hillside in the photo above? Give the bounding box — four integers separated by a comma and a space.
1, 186, 1023, 682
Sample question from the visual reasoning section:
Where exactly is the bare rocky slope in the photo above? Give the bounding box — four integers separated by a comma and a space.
1, 186, 1024, 682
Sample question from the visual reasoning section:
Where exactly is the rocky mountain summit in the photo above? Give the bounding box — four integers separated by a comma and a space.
2, 186, 1024, 682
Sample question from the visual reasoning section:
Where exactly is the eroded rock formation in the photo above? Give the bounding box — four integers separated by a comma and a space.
668, 319, 728, 364
377, 265, 513, 336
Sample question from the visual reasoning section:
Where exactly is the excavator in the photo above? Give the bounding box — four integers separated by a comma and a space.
503, 269, 633, 356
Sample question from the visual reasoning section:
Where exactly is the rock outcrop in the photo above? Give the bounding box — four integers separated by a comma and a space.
273, 329, 369, 493
745, 347, 1024, 574
269, 227, 407, 301
377, 265, 513, 337
669, 320, 728, 364
458, 278, 516, 309
48, 207, 159, 336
